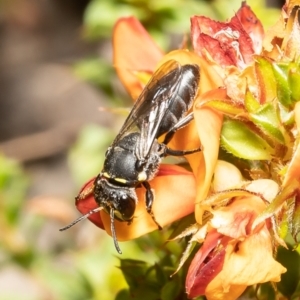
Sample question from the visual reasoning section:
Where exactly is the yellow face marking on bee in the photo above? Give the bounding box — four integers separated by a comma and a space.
114, 177, 127, 184
103, 172, 111, 178
114, 210, 123, 219
138, 171, 147, 182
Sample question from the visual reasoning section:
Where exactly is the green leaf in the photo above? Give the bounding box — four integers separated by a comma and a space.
115, 289, 132, 300
277, 246, 300, 298
154, 263, 167, 284
272, 62, 292, 107
289, 66, 300, 102
258, 282, 276, 300
290, 195, 300, 240
161, 279, 181, 300
249, 102, 285, 144
220, 119, 274, 160
245, 90, 260, 113
119, 259, 151, 288
278, 102, 294, 125
255, 56, 277, 103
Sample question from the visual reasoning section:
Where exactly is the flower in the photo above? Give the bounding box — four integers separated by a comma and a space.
186, 173, 287, 300
73, 1, 300, 298
185, 2, 300, 298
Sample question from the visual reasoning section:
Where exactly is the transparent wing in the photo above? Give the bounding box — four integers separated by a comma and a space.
112, 60, 183, 159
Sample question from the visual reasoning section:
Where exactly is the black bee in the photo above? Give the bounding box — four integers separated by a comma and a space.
60, 60, 201, 253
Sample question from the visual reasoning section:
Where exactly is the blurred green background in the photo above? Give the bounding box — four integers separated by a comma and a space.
0, 0, 292, 299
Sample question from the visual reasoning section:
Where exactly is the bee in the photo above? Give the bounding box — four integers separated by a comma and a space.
60, 60, 201, 253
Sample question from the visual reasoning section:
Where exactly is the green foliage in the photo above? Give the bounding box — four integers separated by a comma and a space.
249, 102, 285, 144
83, 0, 222, 43
83, 0, 276, 42
220, 118, 274, 160
73, 58, 116, 96
0, 154, 29, 225
68, 124, 114, 185
277, 246, 300, 299
0, 154, 31, 267
0, 154, 127, 299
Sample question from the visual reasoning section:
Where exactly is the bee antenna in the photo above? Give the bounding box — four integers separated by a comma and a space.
59, 207, 103, 231
110, 208, 122, 254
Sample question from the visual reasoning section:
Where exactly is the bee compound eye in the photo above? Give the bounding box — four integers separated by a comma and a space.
115, 195, 136, 221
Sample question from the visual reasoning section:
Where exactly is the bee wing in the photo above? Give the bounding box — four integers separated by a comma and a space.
113, 60, 183, 158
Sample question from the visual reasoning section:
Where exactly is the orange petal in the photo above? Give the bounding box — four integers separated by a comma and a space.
263, 7, 286, 57
211, 196, 266, 239
194, 88, 225, 223
113, 17, 164, 99
100, 164, 196, 241
263, 2, 300, 59
284, 7, 300, 64
206, 228, 286, 300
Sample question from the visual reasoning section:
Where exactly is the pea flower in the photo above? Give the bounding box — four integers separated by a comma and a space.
72, 1, 300, 299
185, 162, 287, 299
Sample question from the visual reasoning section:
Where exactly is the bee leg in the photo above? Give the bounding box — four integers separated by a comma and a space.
164, 146, 201, 157
142, 181, 162, 230
162, 112, 194, 144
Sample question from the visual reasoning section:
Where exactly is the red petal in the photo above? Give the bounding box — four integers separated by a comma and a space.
229, 15, 256, 64
191, 8, 258, 69
186, 230, 226, 298
236, 1, 264, 54
75, 177, 104, 229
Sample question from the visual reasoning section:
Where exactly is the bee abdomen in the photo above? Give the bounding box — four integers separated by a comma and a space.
158, 64, 200, 136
